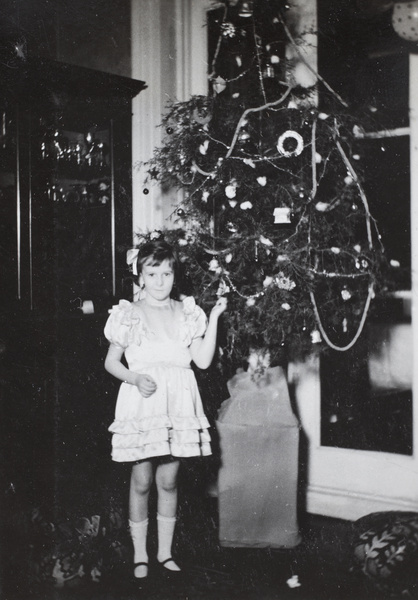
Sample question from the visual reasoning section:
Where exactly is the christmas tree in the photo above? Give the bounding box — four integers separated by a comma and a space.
140, 0, 394, 377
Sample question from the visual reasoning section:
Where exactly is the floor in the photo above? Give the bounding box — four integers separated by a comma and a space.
2, 461, 395, 600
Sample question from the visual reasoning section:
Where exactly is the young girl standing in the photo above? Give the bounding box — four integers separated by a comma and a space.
104, 240, 227, 580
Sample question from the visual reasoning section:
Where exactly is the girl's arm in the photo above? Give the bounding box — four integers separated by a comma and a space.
105, 343, 157, 397
189, 297, 227, 369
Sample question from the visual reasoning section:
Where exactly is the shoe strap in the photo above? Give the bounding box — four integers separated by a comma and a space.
159, 557, 175, 567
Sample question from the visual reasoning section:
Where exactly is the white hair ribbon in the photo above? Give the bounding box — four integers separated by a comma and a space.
126, 248, 139, 276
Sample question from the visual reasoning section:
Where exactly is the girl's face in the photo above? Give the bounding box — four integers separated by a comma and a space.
140, 259, 174, 302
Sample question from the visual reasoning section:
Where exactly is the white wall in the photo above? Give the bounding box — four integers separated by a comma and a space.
130, 0, 210, 239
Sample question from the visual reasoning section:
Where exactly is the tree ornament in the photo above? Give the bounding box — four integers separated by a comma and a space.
239, 1, 253, 17
209, 258, 222, 273
225, 182, 237, 198
149, 166, 159, 179
199, 140, 209, 155
166, 127, 174, 134
276, 130, 304, 157
273, 207, 292, 224
240, 200, 253, 210
259, 235, 273, 247
315, 202, 331, 212
213, 76, 227, 94
221, 22, 237, 38
192, 108, 212, 125
311, 330, 321, 344
392, 1, 418, 41
275, 273, 296, 291
263, 65, 275, 79
177, 208, 185, 217
217, 279, 231, 296
143, 188, 149, 195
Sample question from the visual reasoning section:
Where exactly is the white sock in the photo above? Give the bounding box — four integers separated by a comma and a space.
157, 513, 181, 571
129, 518, 149, 578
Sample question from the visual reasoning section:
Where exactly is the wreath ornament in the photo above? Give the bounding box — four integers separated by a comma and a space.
276, 130, 304, 157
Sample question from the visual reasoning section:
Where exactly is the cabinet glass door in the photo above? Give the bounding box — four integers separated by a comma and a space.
30, 116, 116, 315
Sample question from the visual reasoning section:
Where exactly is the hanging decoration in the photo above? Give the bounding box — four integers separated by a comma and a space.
140, 0, 396, 374
276, 130, 304, 157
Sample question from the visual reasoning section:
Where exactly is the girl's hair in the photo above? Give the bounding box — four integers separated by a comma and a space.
136, 240, 181, 298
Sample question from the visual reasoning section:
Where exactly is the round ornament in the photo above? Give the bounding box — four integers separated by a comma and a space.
143, 188, 149, 195
276, 130, 304, 158
392, 1, 418, 42
177, 208, 185, 217
192, 108, 212, 125
166, 127, 174, 134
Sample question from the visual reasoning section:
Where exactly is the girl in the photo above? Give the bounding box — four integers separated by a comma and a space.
104, 240, 227, 580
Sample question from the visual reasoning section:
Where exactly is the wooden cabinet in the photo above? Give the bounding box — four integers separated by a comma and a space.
0, 58, 145, 315
0, 58, 145, 512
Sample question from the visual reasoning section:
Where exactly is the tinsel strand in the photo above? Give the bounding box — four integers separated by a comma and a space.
225, 85, 293, 159
310, 284, 374, 352
223, 273, 265, 300
252, 19, 267, 104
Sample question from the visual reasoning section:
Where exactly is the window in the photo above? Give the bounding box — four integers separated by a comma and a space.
318, 0, 412, 455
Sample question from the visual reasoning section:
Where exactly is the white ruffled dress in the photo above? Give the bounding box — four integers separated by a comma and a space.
104, 296, 212, 462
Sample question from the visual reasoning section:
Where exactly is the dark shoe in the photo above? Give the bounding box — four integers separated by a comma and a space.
158, 557, 182, 575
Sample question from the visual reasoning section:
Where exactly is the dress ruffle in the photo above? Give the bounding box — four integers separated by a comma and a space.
109, 415, 212, 462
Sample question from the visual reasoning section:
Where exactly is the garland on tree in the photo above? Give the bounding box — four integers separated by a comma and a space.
138, 0, 397, 375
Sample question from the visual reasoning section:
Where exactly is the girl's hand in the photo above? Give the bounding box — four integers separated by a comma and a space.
210, 296, 228, 320
134, 374, 157, 398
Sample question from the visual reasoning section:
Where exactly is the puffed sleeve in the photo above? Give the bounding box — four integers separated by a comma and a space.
182, 296, 208, 340
104, 299, 134, 348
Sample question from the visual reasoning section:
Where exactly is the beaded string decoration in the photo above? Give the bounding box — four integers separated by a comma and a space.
304, 117, 380, 351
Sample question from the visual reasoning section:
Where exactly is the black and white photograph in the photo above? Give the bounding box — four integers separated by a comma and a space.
0, 1, 417, 599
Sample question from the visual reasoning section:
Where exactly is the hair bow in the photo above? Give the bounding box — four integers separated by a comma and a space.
126, 248, 139, 276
